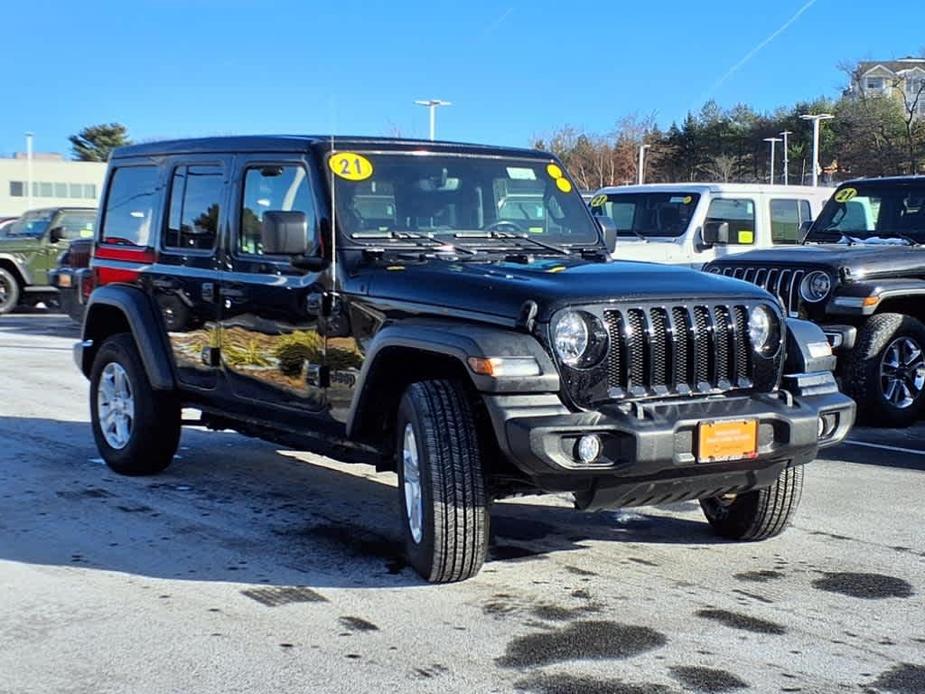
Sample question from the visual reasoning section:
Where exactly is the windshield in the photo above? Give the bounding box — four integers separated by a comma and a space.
589, 192, 700, 238
808, 182, 925, 244
4, 211, 54, 238
329, 152, 600, 247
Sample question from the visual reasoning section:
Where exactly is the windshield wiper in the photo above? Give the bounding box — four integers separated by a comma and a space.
453, 230, 571, 256
350, 230, 475, 254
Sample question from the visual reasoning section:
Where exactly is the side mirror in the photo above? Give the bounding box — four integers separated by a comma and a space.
260, 211, 311, 255
701, 221, 729, 247
48, 226, 65, 244
596, 216, 617, 254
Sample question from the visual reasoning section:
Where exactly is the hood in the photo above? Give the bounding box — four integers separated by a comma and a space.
363, 256, 771, 322
610, 238, 690, 265
708, 243, 925, 280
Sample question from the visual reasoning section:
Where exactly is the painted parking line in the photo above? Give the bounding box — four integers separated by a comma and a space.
843, 439, 925, 456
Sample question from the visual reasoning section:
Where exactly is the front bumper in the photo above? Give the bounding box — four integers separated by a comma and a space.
483, 377, 855, 509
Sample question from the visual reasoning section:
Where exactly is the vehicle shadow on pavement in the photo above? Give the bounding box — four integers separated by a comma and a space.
0, 415, 724, 590
0, 315, 79, 338
819, 440, 925, 471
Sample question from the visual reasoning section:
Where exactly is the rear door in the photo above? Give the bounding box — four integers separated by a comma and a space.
220, 153, 328, 411
40, 209, 96, 286
149, 156, 229, 390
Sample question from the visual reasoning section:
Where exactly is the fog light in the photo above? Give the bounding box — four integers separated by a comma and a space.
576, 434, 602, 464
817, 413, 838, 439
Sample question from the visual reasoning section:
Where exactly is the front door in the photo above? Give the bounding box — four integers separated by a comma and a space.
41, 209, 97, 286
220, 154, 327, 411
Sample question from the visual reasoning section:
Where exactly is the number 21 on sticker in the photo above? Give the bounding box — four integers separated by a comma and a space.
329, 152, 373, 181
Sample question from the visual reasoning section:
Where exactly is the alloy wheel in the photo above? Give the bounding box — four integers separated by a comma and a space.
97, 362, 135, 449
402, 422, 424, 544
880, 336, 925, 409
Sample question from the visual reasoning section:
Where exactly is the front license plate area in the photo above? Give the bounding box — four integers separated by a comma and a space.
697, 419, 758, 462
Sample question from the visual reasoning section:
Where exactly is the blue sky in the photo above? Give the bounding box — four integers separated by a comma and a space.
2, 0, 923, 157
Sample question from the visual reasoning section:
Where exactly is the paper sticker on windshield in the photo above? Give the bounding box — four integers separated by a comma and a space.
589, 194, 608, 207
546, 163, 563, 179
555, 177, 573, 193
507, 167, 536, 180
528, 226, 544, 234
834, 187, 857, 203
682, 195, 693, 204
738, 230, 755, 244
329, 152, 373, 181
669, 195, 694, 204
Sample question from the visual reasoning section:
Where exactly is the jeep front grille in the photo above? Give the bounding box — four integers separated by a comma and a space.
719, 266, 804, 316
602, 303, 753, 398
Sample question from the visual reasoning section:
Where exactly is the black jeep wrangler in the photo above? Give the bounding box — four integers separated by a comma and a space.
705, 176, 925, 427
74, 136, 854, 582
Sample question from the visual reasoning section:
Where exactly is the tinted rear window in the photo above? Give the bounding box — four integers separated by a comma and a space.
100, 166, 160, 246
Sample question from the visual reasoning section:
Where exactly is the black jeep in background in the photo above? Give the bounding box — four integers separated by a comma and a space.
74, 136, 854, 582
705, 177, 925, 427
49, 237, 94, 324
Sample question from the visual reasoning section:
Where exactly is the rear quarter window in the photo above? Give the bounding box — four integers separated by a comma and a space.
100, 166, 161, 247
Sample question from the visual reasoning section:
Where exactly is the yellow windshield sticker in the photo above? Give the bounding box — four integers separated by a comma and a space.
682, 195, 693, 204
589, 193, 608, 207
329, 152, 373, 181
556, 177, 573, 193
79, 228, 94, 238
546, 163, 563, 179
528, 226, 544, 234
834, 187, 857, 203
738, 230, 755, 244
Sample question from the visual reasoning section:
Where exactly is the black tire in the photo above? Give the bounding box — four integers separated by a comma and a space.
395, 380, 489, 583
700, 465, 803, 541
843, 313, 925, 427
0, 267, 21, 315
89, 333, 181, 475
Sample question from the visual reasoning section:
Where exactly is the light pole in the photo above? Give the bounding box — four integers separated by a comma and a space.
799, 113, 834, 186
414, 99, 451, 141
763, 137, 782, 184
779, 130, 792, 185
25, 132, 33, 210
637, 143, 650, 185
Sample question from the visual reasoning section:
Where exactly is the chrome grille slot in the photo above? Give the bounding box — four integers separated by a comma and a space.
722, 265, 804, 316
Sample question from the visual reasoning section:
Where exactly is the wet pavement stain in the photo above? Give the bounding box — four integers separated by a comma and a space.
695, 609, 786, 635
812, 572, 913, 600
240, 586, 327, 607
564, 565, 598, 577
497, 620, 667, 668
413, 664, 448, 679
56, 487, 115, 500
338, 616, 379, 632
514, 673, 673, 694
530, 602, 601, 622
731, 589, 774, 604
627, 557, 659, 567
734, 570, 784, 583
868, 663, 925, 693
669, 665, 748, 692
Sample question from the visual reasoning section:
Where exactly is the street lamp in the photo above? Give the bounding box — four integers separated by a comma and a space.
414, 99, 451, 141
799, 113, 834, 187
25, 132, 33, 210
637, 143, 651, 185
779, 130, 792, 185
763, 137, 782, 184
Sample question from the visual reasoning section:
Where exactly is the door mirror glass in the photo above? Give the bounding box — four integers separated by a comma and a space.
260, 211, 311, 255
701, 221, 729, 247
48, 226, 64, 244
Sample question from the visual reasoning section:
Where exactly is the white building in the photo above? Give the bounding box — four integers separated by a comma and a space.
0, 153, 106, 217
852, 58, 925, 118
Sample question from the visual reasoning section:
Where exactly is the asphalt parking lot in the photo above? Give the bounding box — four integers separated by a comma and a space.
0, 314, 923, 694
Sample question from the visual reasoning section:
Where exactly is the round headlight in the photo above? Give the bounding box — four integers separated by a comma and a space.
748, 305, 779, 355
800, 271, 831, 303
553, 311, 589, 366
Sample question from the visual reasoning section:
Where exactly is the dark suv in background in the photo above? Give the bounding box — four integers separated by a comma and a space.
705, 177, 925, 426
74, 136, 853, 582
0, 207, 96, 314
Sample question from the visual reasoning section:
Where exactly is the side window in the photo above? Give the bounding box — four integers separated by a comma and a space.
770, 198, 804, 244
705, 198, 755, 244
100, 166, 160, 247
164, 165, 223, 251
239, 164, 315, 256
56, 211, 96, 240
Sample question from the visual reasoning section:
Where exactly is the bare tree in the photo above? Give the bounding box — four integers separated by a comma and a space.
701, 154, 739, 182
889, 74, 925, 173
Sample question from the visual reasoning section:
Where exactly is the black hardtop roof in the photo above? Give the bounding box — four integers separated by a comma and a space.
113, 135, 552, 160
840, 175, 925, 186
